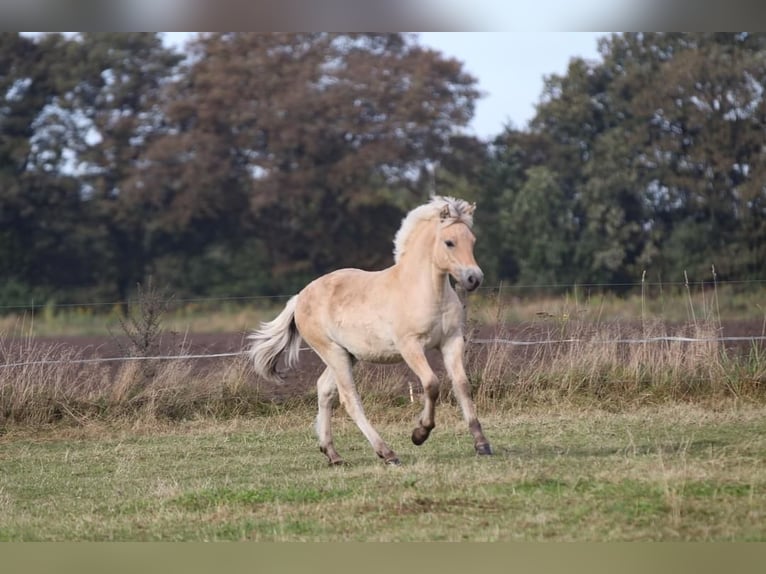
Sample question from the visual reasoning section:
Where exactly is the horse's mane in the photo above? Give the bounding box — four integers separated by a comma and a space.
392, 195, 476, 264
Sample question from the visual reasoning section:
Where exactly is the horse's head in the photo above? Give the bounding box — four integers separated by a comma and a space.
434, 202, 483, 292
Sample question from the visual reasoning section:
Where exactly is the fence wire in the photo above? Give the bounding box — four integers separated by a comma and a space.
2, 334, 765, 369
2, 278, 765, 312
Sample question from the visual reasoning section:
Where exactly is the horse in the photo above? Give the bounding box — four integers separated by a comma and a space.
247, 195, 492, 465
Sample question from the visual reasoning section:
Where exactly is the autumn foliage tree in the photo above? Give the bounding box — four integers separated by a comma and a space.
125, 33, 479, 294
1, 32, 479, 302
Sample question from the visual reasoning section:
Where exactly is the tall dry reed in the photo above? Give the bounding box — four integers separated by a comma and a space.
0, 337, 265, 427
465, 317, 764, 411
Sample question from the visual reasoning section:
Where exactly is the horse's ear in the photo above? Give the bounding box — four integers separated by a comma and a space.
439, 205, 451, 221
465, 202, 477, 216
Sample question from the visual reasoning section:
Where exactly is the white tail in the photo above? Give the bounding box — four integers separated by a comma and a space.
247, 295, 302, 382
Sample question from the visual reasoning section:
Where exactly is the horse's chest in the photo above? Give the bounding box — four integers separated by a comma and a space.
413, 321, 447, 349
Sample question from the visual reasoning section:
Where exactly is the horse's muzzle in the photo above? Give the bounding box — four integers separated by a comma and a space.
461, 268, 484, 292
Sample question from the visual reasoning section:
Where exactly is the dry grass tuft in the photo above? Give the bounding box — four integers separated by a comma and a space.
464, 317, 764, 412
1, 314, 764, 430
0, 339, 265, 428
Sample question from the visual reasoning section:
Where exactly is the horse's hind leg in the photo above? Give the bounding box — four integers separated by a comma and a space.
320, 344, 400, 465
316, 367, 344, 465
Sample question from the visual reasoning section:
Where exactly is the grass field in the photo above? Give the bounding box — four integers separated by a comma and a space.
1, 401, 764, 541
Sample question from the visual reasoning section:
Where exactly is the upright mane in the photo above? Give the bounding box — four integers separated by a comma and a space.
393, 195, 476, 263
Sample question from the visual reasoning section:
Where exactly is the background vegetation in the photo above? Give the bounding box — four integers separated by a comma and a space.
2, 32, 765, 309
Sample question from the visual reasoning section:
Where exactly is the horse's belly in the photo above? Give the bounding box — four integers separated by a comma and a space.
340, 323, 448, 364
343, 334, 402, 364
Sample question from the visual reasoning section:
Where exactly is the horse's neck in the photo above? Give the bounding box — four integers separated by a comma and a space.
393, 225, 451, 306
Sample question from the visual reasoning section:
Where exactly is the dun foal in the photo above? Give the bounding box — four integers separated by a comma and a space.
248, 196, 492, 465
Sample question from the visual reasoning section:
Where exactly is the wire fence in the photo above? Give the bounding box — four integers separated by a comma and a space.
2, 278, 766, 312
0, 351, 245, 369
2, 334, 766, 369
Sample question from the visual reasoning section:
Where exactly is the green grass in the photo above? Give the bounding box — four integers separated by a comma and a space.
1, 403, 764, 541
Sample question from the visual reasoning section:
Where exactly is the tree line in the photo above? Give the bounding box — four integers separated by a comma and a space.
1, 32, 764, 309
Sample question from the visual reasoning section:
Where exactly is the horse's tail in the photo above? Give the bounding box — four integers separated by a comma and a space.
247, 295, 302, 383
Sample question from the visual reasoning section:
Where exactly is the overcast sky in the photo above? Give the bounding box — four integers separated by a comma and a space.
419, 32, 605, 139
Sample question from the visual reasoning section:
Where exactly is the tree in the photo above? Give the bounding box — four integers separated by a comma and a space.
131, 33, 480, 292
502, 32, 766, 289
471, 132, 527, 283
576, 129, 648, 286
1, 33, 185, 304
63, 33, 185, 300
0, 33, 106, 304
628, 33, 766, 279
504, 166, 576, 286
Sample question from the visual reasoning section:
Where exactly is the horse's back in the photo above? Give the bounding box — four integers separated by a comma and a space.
294, 267, 407, 361
298, 267, 389, 315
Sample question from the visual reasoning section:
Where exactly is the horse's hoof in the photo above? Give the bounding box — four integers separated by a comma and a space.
378, 449, 400, 465
475, 443, 493, 456
411, 426, 431, 446
320, 446, 344, 466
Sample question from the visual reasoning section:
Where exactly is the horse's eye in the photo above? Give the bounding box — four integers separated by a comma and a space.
445, 240, 455, 248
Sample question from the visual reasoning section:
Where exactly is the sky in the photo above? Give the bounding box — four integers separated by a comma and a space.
418, 33, 605, 138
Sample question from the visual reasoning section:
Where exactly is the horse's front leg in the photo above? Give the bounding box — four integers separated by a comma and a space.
399, 340, 440, 446
441, 335, 492, 455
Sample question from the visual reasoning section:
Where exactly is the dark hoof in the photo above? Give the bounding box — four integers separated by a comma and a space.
475, 443, 493, 456
411, 426, 432, 446
320, 446, 344, 466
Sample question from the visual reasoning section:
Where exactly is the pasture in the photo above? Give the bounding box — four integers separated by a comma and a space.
1, 402, 764, 541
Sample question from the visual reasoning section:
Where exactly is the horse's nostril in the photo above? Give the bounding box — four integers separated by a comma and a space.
464, 273, 481, 290
466, 271, 484, 290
